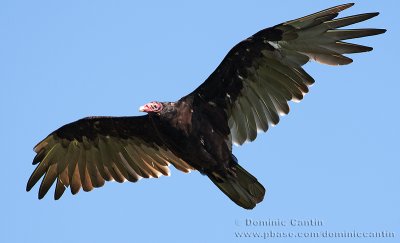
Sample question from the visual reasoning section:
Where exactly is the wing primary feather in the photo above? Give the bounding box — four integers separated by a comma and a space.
68, 144, 81, 195
115, 139, 144, 181
86, 148, 105, 188
235, 99, 252, 143
257, 67, 292, 101
97, 136, 117, 181
230, 100, 247, 145
245, 87, 269, 132
237, 94, 257, 141
228, 117, 240, 145
77, 146, 94, 192
293, 67, 315, 85
55, 143, 72, 182
109, 164, 126, 183
99, 137, 126, 182
268, 66, 305, 101
325, 12, 380, 29
140, 146, 171, 176
107, 140, 138, 183
133, 145, 163, 178
69, 159, 81, 195
118, 151, 141, 182
325, 29, 386, 40
27, 143, 62, 192
158, 149, 193, 173
151, 153, 170, 167
268, 92, 290, 116
124, 144, 151, 178
262, 57, 309, 93
54, 144, 76, 195
108, 140, 135, 182
91, 145, 113, 181
121, 143, 147, 177
248, 79, 280, 125
33, 136, 51, 153
141, 145, 169, 166
33, 148, 46, 165
54, 178, 67, 200
284, 3, 354, 29
38, 164, 58, 199
58, 168, 69, 189
258, 78, 288, 117
323, 41, 373, 54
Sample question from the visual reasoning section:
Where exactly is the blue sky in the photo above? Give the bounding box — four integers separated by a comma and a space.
1, 0, 398, 242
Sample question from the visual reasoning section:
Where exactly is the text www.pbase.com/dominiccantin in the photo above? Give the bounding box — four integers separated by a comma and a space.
234, 230, 395, 239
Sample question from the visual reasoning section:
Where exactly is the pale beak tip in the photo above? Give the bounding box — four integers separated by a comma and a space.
139, 106, 145, 112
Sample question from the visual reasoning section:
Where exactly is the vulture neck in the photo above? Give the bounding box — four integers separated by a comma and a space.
158, 100, 193, 136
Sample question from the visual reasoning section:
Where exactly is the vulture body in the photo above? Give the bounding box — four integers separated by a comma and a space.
27, 3, 385, 209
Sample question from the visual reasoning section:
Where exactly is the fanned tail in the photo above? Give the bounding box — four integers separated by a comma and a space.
208, 163, 265, 210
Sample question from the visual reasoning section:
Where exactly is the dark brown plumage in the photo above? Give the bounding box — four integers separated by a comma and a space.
27, 3, 385, 209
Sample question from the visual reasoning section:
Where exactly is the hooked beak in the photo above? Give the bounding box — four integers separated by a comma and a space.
139, 105, 146, 112
139, 102, 162, 113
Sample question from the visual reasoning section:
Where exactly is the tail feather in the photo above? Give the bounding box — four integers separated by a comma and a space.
208, 164, 265, 210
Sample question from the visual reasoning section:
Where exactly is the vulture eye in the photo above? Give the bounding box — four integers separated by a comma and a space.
149, 102, 162, 112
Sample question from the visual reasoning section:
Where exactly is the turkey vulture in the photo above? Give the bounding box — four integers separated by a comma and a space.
27, 3, 385, 209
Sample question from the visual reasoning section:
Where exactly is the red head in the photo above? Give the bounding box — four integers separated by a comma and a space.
139, 101, 163, 113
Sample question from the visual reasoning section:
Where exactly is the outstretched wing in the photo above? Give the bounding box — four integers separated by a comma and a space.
188, 3, 385, 145
27, 115, 194, 199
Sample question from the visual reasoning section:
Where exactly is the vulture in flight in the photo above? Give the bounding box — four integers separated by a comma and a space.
27, 3, 385, 209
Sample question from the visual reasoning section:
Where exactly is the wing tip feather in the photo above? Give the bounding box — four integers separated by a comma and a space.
370, 12, 380, 18
334, 3, 355, 12
26, 182, 33, 192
